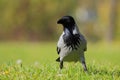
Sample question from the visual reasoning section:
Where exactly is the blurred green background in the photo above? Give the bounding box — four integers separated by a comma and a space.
0, 0, 120, 65
0, 0, 120, 41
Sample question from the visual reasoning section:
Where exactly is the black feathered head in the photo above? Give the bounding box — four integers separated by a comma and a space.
57, 16, 75, 27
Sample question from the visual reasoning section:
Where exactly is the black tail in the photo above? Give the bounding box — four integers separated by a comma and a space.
56, 57, 60, 62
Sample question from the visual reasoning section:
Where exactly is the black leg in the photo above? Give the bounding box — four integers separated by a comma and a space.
80, 53, 87, 72
81, 60, 87, 71
60, 61, 63, 69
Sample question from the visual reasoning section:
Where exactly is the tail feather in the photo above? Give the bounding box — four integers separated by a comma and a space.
56, 57, 60, 62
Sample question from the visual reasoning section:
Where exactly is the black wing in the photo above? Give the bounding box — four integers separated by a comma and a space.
84, 47, 87, 51
56, 46, 61, 54
56, 47, 60, 62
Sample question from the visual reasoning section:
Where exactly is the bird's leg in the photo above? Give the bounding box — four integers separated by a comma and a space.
58, 61, 63, 74
58, 58, 63, 74
60, 61, 63, 69
80, 53, 87, 72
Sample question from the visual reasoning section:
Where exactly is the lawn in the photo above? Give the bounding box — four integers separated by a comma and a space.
0, 42, 120, 80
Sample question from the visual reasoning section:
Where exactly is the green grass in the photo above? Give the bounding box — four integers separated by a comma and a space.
0, 42, 120, 80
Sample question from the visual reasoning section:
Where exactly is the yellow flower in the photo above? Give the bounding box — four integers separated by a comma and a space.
4, 71, 9, 74
1, 71, 9, 75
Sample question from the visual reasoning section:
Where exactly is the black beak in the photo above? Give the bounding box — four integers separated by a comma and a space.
57, 18, 63, 24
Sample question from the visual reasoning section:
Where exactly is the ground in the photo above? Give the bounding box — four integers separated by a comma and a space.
0, 42, 120, 80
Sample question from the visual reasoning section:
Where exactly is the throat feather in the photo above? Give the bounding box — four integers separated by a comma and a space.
63, 29, 81, 50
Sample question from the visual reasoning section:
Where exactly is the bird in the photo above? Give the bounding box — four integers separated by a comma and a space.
56, 15, 87, 71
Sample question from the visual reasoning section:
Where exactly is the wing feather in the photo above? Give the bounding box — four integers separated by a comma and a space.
57, 47, 61, 54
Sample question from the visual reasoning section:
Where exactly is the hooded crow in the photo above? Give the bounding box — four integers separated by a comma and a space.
56, 16, 87, 71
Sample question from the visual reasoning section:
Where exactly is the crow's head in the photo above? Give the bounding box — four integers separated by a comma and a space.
57, 16, 75, 27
